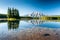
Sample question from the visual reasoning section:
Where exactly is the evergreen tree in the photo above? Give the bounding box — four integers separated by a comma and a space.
7, 8, 11, 18
7, 8, 19, 18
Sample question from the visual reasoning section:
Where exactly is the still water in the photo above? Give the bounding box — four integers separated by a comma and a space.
0, 19, 60, 38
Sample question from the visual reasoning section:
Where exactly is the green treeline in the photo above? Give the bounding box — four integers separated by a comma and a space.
0, 8, 33, 19
0, 8, 20, 19
0, 14, 7, 18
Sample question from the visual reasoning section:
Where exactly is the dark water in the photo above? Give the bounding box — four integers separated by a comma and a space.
0, 19, 60, 38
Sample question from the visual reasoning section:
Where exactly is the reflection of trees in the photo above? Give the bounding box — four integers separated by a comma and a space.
0, 20, 7, 23
28, 20, 45, 25
8, 20, 19, 29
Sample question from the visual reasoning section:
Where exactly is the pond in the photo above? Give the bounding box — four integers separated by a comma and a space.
0, 19, 60, 40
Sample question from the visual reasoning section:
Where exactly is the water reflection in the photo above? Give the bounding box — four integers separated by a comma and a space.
0, 19, 46, 30
0, 20, 60, 30
27, 20, 45, 25
0, 20, 7, 23
8, 20, 19, 29
0, 19, 60, 40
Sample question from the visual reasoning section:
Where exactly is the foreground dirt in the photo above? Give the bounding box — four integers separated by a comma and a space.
0, 27, 60, 40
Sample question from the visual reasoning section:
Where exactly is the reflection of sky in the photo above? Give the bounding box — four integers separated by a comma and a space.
39, 22, 60, 28
0, 20, 60, 36
0, 0, 60, 16
0, 23, 8, 36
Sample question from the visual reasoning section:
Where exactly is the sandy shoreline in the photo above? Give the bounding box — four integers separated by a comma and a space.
0, 27, 60, 40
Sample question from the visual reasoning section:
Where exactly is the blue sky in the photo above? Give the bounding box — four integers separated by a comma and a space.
0, 0, 60, 16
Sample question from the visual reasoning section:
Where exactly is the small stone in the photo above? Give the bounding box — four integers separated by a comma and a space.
43, 33, 50, 36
